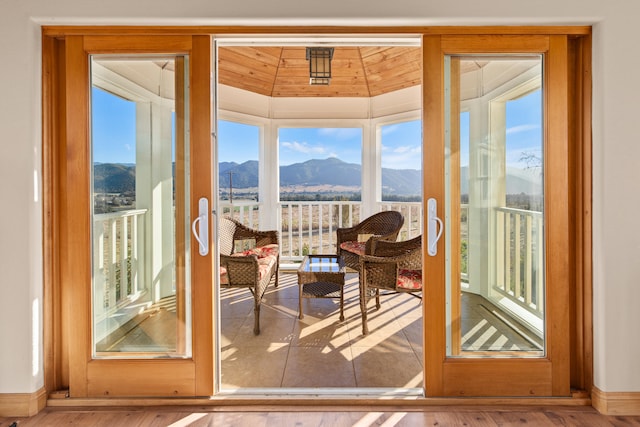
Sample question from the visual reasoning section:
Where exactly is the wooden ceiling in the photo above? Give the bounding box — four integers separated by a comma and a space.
217, 46, 422, 97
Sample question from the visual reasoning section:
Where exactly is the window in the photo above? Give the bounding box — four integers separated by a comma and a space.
91, 87, 137, 214
218, 120, 260, 204
380, 120, 422, 202
505, 89, 543, 211
278, 127, 362, 201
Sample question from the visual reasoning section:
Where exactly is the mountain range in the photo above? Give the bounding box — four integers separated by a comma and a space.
94, 157, 541, 196
220, 158, 422, 195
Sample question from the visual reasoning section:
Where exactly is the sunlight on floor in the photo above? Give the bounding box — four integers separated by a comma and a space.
167, 413, 208, 427
100, 271, 542, 389
353, 411, 409, 427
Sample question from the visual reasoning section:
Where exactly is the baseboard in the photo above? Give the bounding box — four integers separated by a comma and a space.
0, 387, 47, 417
592, 386, 640, 415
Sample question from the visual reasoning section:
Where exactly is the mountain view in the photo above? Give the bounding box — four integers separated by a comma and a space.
94, 163, 136, 194
94, 157, 541, 209
220, 158, 422, 198
94, 158, 424, 197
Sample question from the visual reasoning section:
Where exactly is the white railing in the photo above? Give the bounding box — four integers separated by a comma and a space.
92, 208, 148, 341
219, 200, 422, 262
460, 203, 469, 282
494, 206, 544, 323
220, 201, 261, 229
278, 201, 359, 260
380, 202, 423, 242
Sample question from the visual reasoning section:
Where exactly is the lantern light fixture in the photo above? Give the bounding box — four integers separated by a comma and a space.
306, 47, 334, 85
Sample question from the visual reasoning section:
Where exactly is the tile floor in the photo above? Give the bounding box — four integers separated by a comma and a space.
220, 271, 542, 390
99, 271, 542, 389
219, 272, 424, 389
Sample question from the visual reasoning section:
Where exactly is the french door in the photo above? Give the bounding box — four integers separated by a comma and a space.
46, 28, 587, 400
59, 35, 214, 397
423, 35, 571, 396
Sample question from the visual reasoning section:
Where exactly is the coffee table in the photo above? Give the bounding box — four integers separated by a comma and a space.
297, 254, 346, 321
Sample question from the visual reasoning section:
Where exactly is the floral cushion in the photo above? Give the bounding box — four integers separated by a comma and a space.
257, 244, 279, 258
219, 266, 229, 284
340, 241, 366, 256
232, 243, 279, 259
397, 269, 422, 290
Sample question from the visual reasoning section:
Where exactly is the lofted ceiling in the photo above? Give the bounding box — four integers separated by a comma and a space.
217, 46, 422, 98
94, 52, 539, 104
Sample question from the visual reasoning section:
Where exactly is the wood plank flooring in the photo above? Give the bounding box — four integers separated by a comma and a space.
3, 405, 640, 426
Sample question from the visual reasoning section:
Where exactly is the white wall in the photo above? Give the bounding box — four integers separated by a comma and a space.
0, 0, 637, 395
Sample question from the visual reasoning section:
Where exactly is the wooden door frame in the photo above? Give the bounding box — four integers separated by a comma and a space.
43, 33, 214, 397
42, 25, 591, 401
423, 32, 592, 397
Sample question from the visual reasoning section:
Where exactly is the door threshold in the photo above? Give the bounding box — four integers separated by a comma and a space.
46, 394, 593, 409
215, 387, 425, 399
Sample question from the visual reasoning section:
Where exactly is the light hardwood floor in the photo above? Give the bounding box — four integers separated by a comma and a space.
4, 405, 640, 426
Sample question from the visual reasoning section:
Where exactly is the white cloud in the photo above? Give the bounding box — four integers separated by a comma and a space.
281, 140, 327, 155
381, 124, 401, 136
392, 145, 414, 154
381, 144, 422, 170
317, 128, 362, 140
506, 124, 540, 135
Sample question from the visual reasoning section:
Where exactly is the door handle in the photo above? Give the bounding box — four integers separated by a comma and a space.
427, 198, 443, 256
191, 197, 209, 256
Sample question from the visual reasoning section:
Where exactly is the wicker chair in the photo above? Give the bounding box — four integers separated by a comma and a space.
336, 210, 405, 273
359, 235, 423, 335
219, 217, 279, 335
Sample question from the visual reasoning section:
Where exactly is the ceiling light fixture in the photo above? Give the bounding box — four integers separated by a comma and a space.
306, 47, 334, 85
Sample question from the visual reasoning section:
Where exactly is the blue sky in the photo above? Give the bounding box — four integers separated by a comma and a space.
91, 87, 137, 164
218, 120, 423, 170
505, 90, 542, 168
92, 86, 541, 172
279, 127, 363, 166
459, 89, 542, 169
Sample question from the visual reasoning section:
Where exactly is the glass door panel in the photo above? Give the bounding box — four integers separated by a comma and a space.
90, 55, 192, 357
444, 55, 545, 357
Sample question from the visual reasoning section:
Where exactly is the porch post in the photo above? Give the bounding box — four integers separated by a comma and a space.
136, 99, 175, 302
260, 120, 279, 230
361, 119, 378, 218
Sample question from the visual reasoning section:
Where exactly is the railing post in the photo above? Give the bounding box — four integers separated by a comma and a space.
131, 212, 139, 294
93, 219, 106, 336
120, 215, 129, 299
537, 214, 544, 314
328, 203, 334, 252
514, 213, 521, 301
525, 215, 533, 307
496, 209, 505, 291
108, 218, 118, 308
306, 203, 311, 255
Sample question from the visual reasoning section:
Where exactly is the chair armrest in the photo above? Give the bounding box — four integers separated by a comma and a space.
372, 236, 422, 256
364, 232, 402, 254
365, 235, 423, 269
